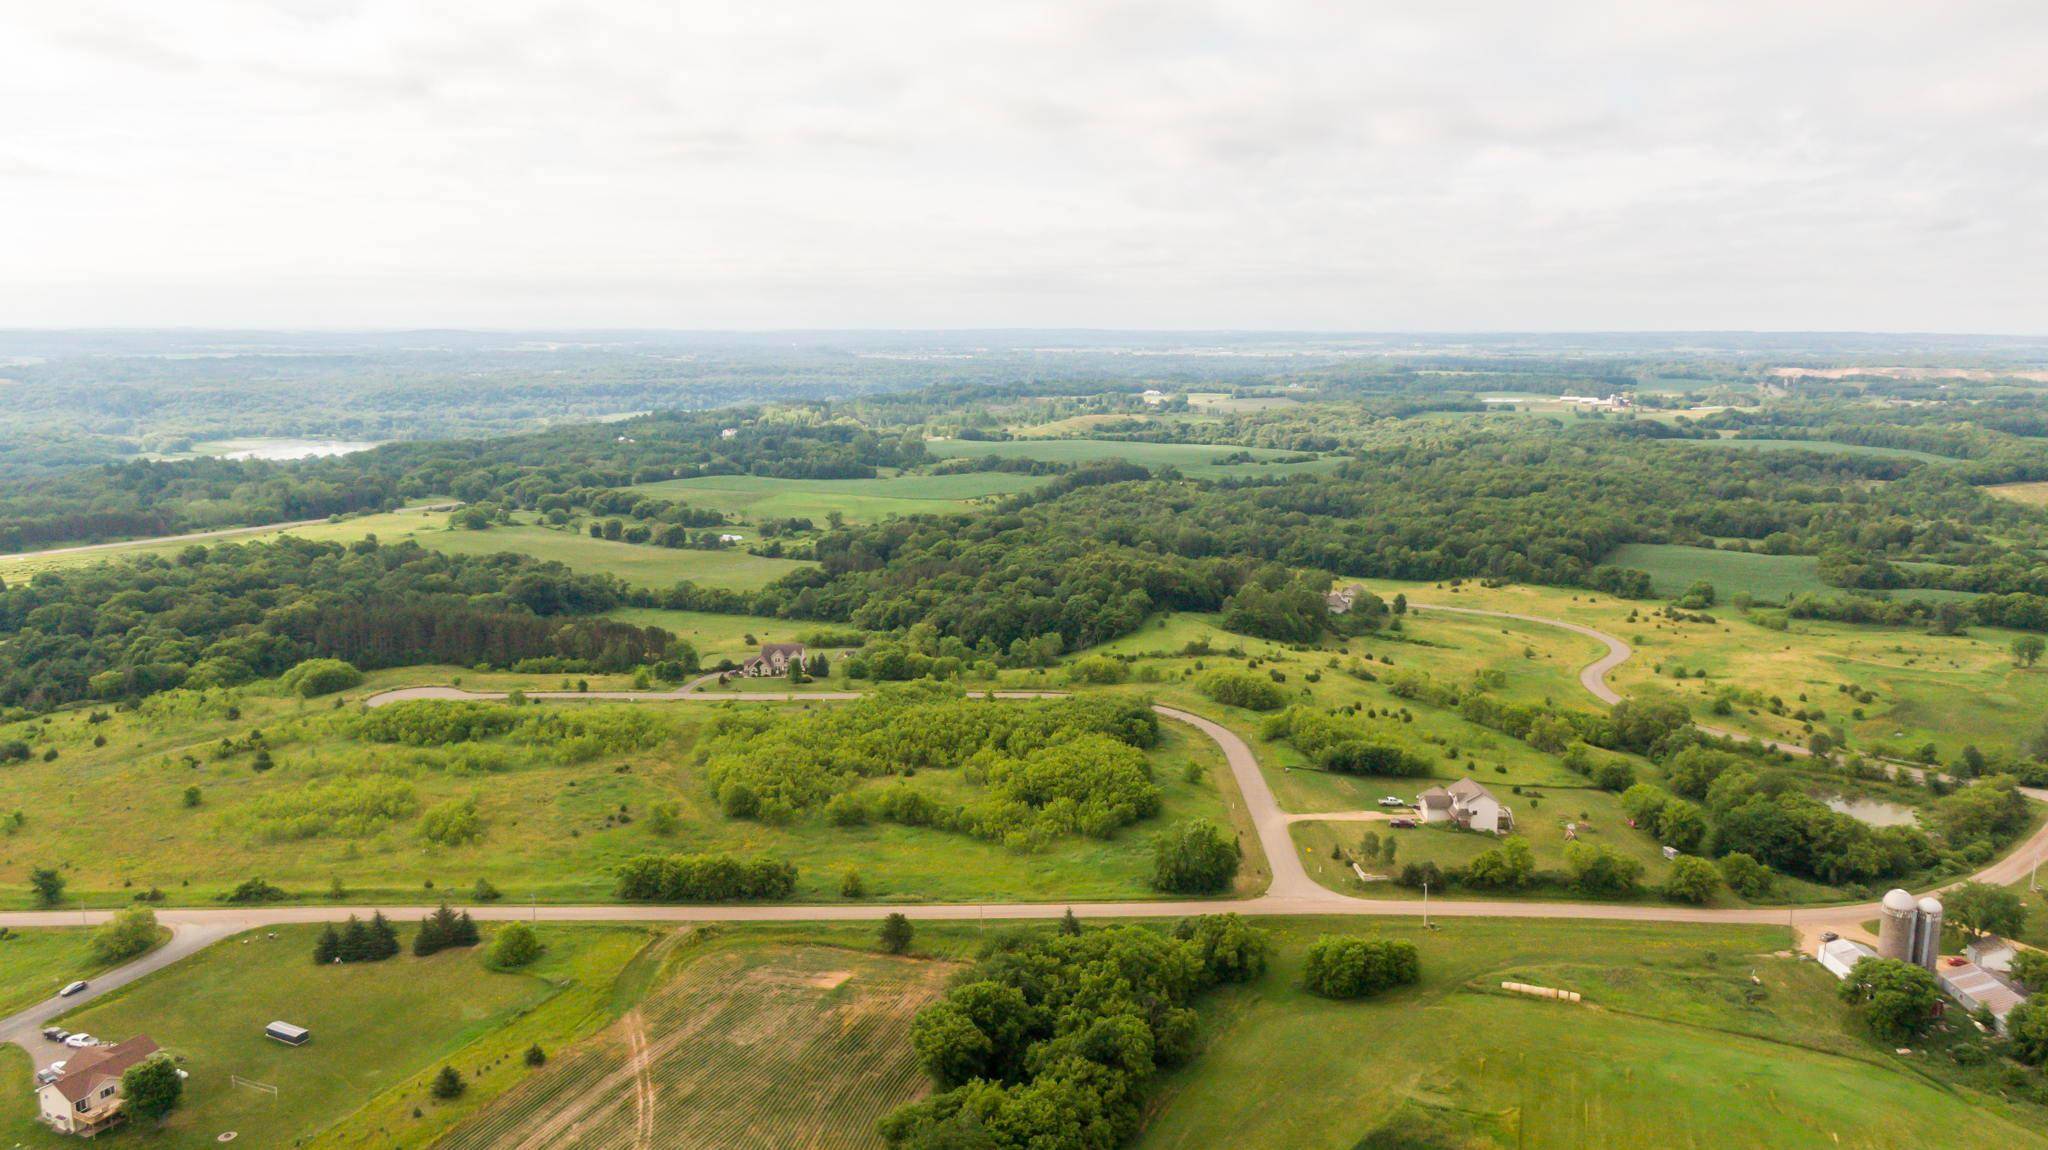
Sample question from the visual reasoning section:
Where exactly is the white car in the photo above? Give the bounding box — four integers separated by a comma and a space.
59, 981, 88, 997
1377, 796, 1407, 807
62, 1034, 98, 1049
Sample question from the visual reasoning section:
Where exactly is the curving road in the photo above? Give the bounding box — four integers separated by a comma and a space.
7, 604, 2046, 1053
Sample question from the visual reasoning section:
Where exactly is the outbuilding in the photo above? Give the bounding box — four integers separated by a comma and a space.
1816, 937, 1878, 979
264, 1021, 311, 1046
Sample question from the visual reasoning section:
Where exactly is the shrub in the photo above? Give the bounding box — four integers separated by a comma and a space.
1302, 936, 1420, 998
1563, 843, 1642, 896
280, 658, 364, 698
1660, 856, 1720, 903
431, 1065, 467, 1100
223, 876, 288, 903
1150, 819, 1241, 894
880, 912, 914, 955
89, 907, 160, 964
420, 796, 486, 846
2008, 998, 2048, 1064
487, 922, 544, 969
1172, 913, 1269, 985
1197, 670, 1287, 711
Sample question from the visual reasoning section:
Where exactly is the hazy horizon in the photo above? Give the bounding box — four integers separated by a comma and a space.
7, 2, 2046, 332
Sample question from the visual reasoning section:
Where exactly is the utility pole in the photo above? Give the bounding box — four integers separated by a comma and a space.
1422, 880, 1430, 930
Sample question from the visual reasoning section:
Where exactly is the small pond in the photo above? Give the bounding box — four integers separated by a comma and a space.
1823, 795, 1920, 827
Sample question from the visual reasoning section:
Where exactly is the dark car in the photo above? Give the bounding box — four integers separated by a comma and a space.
1388, 817, 1417, 829
41, 1027, 68, 1042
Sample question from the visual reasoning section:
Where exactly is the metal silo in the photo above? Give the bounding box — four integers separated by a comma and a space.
1914, 896, 1944, 970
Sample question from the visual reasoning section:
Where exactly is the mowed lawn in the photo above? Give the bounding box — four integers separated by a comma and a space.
1604, 543, 1832, 602
438, 939, 953, 1150
0, 929, 151, 1019
1137, 918, 2048, 1150
0, 924, 657, 1150
416, 523, 809, 589
631, 471, 1049, 523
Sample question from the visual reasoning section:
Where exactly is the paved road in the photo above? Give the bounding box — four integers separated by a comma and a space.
6, 603, 2042, 1054
0, 504, 460, 566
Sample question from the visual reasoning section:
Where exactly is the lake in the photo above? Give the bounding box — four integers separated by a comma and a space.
1823, 795, 1920, 827
200, 437, 383, 461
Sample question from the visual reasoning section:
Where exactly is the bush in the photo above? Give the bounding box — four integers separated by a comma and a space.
614, 852, 799, 901
1150, 819, 1241, 894
487, 922, 544, 969
280, 658, 364, 698
1302, 936, 1420, 998
420, 796, 486, 846
1197, 670, 1287, 711
1563, 843, 1642, 896
880, 912, 914, 955
1172, 914, 1269, 985
89, 907, 160, 964
223, 876, 288, 903
2008, 997, 2048, 1064
1660, 856, 1720, 903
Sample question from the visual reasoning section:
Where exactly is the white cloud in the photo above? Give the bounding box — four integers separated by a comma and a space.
1, 0, 2045, 330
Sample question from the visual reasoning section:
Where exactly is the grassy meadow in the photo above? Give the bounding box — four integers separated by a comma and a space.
0, 927, 153, 1019
0, 923, 659, 1150
415, 520, 808, 590
0, 683, 1252, 909
630, 470, 1049, 523
1138, 917, 2048, 1150
0, 506, 458, 584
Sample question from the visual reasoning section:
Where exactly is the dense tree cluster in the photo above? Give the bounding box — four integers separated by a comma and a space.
1260, 706, 1433, 776
0, 536, 670, 710
613, 852, 798, 902
313, 912, 403, 963
880, 917, 1267, 1150
1301, 936, 1421, 998
699, 685, 1164, 848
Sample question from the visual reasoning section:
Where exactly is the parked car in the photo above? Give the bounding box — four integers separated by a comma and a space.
1388, 817, 1417, 828
62, 1034, 98, 1049
1820, 931, 1840, 943
1377, 796, 1406, 807
58, 981, 88, 997
35, 1061, 67, 1085
40, 1026, 68, 1042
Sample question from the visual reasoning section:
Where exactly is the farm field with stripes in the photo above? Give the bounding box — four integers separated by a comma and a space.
438, 942, 955, 1149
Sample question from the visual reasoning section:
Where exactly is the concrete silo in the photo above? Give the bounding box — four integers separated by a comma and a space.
1914, 896, 1945, 971
1877, 888, 1917, 962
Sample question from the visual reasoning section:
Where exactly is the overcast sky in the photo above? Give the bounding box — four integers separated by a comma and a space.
4, 1, 2045, 331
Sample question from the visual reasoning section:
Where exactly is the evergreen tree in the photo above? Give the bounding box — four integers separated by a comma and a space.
368, 911, 401, 960
339, 915, 370, 963
414, 910, 448, 957
313, 922, 342, 964
1059, 907, 1082, 936
430, 1065, 466, 1100
879, 912, 914, 955
452, 910, 481, 947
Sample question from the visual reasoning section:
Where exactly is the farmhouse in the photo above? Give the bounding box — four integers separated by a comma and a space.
1416, 778, 1513, 833
741, 642, 807, 677
36, 1035, 159, 1137
1325, 584, 1370, 614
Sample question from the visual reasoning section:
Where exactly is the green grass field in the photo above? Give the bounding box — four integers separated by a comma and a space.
0, 507, 458, 584
1604, 543, 1832, 602
603, 607, 828, 666
0, 928, 160, 1019
0, 923, 657, 1150
1136, 917, 2048, 1150
416, 522, 809, 590
630, 471, 1049, 523
0, 689, 1251, 908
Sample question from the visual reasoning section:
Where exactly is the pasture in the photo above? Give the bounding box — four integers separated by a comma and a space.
1985, 480, 2048, 508
0, 928, 129, 1019
1603, 543, 1831, 602
1137, 917, 2048, 1150
0, 506, 457, 584
630, 470, 1049, 524
416, 522, 809, 590
0, 924, 655, 1150
438, 938, 952, 1150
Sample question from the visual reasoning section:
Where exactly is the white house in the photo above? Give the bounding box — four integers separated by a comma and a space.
1141, 389, 1166, 405
1325, 584, 1369, 614
1817, 937, 1878, 979
37, 1036, 159, 1137
1416, 778, 1513, 833
741, 643, 807, 677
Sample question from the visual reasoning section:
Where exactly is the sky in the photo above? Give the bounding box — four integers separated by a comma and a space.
4, 1, 2046, 332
